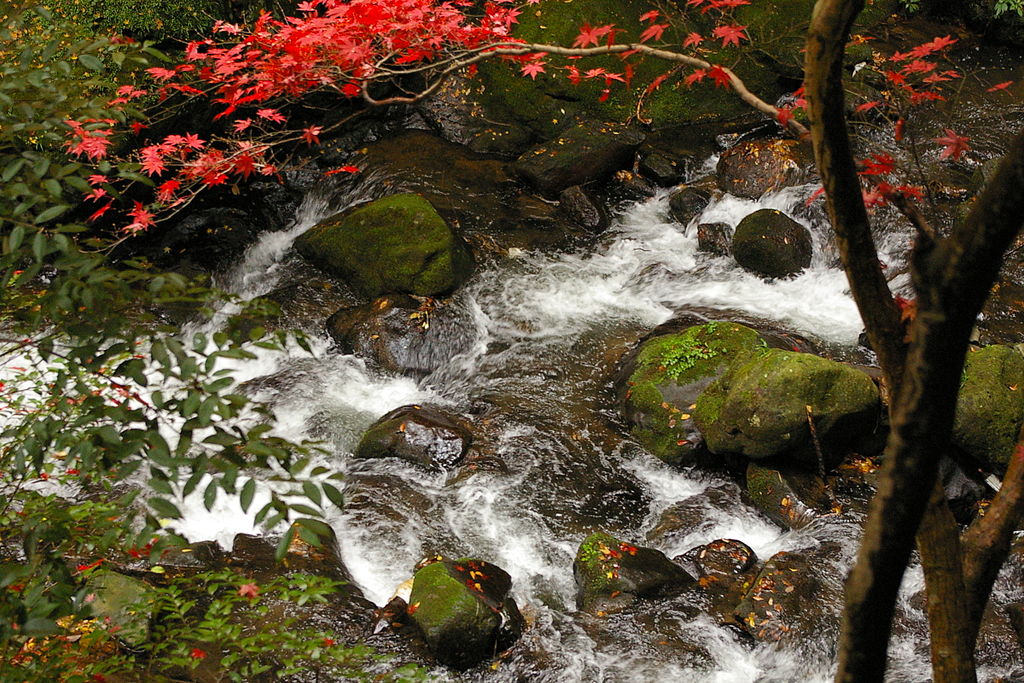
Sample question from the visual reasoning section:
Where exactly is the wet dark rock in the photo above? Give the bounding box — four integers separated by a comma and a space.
416, 74, 535, 156
639, 151, 685, 186
608, 169, 658, 203
731, 208, 813, 279
733, 543, 843, 645
574, 531, 695, 614
407, 558, 524, 668
559, 185, 610, 233
677, 539, 760, 623
327, 294, 476, 377
939, 454, 987, 524
745, 460, 835, 530
225, 530, 376, 644
668, 185, 712, 225
1008, 603, 1024, 648
294, 193, 474, 298
977, 603, 1024, 672
513, 122, 645, 197
694, 349, 881, 468
354, 404, 473, 470
617, 321, 767, 466
716, 139, 811, 199
953, 344, 1024, 474
697, 222, 732, 257
158, 207, 266, 270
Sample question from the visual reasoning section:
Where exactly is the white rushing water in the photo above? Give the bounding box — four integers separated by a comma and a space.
158, 180, 948, 682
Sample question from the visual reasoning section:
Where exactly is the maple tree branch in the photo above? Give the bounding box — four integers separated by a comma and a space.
363, 41, 809, 137
890, 190, 938, 244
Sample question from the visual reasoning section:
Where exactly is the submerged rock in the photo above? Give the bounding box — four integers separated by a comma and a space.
327, 294, 476, 377
618, 322, 766, 465
716, 139, 810, 199
694, 349, 880, 468
407, 558, 524, 668
354, 404, 473, 470
953, 344, 1024, 473
731, 208, 812, 279
573, 531, 695, 614
83, 571, 156, 648
513, 122, 645, 197
294, 193, 473, 297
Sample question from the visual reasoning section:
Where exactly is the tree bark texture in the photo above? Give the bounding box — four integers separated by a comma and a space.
807, 1, 1024, 681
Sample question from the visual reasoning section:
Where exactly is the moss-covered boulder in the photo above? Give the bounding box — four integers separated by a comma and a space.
745, 461, 834, 529
294, 194, 473, 297
407, 558, 524, 668
694, 349, 880, 467
716, 139, 812, 199
731, 209, 813, 279
619, 322, 766, 465
513, 122, 645, 197
354, 404, 473, 470
573, 531, 695, 614
83, 571, 156, 648
953, 345, 1024, 473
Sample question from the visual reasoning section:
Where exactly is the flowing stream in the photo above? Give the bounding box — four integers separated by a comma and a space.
170, 168, 959, 682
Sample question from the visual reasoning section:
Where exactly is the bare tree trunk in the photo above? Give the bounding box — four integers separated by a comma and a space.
807, 1, 1024, 680
917, 481, 976, 683
805, 0, 906, 394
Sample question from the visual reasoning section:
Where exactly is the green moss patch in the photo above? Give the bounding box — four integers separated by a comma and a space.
622, 322, 764, 464
294, 193, 473, 297
694, 349, 879, 467
953, 345, 1024, 473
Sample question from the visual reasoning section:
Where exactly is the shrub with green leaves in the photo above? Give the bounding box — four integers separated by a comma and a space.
0, 6, 368, 679
44, 0, 228, 41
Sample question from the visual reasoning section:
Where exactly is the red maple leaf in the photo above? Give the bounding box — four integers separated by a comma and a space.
859, 153, 895, 176
521, 61, 546, 79
573, 23, 613, 48
639, 10, 660, 22
712, 24, 747, 48
935, 128, 970, 161
708, 65, 732, 89
776, 106, 794, 128
988, 81, 1013, 92
301, 125, 322, 145
684, 68, 707, 86
683, 32, 703, 48
639, 23, 668, 43
854, 100, 882, 113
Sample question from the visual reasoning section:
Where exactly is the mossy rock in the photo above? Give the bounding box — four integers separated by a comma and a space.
953, 345, 1024, 473
573, 531, 694, 614
83, 571, 156, 648
745, 460, 833, 529
731, 208, 812, 279
694, 349, 880, 467
294, 194, 473, 297
620, 322, 766, 465
408, 558, 523, 668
